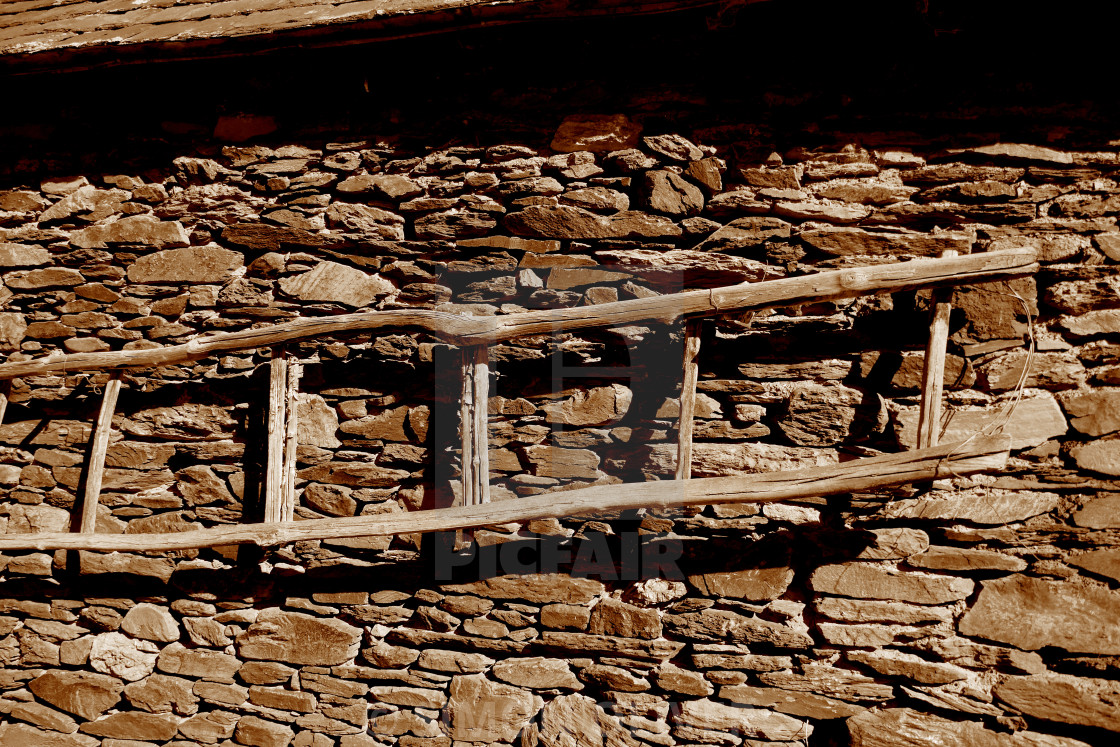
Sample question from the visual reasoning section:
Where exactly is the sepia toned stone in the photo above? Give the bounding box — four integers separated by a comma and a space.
238, 609, 361, 666
127, 245, 242, 283
278, 261, 393, 307
447, 674, 543, 742
960, 575, 1120, 655
29, 670, 124, 720
810, 564, 973, 605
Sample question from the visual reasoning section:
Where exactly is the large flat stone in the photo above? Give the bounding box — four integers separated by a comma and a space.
237, 609, 361, 666
442, 573, 602, 604
506, 205, 681, 240
799, 227, 970, 256
960, 575, 1120, 654
447, 673, 542, 742
646, 441, 838, 478
29, 670, 124, 720
127, 245, 242, 283
879, 488, 1060, 525
535, 693, 638, 746
0, 723, 98, 747
995, 672, 1120, 733
673, 698, 812, 741
848, 707, 1090, 747
278, 261, 393, 307
72, 215, 190, 250
326, 203, 405, 239
810, 563, 973, 605
894, 393, 1066, 450
540, 384, 631, 426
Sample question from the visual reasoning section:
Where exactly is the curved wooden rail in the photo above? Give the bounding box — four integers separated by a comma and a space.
0, 249, 1036, 380
0, 435, 1011, 552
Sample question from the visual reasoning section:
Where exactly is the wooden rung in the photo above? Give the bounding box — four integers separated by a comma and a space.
460, 345, 491, 507
917, 249, 959, 449
0, 380, 10, 426
263, 355, 288, 523
280, 360, 302, 523
79, 373, 123, 534
0, 435, 1012, 552
675, 319, 702, 480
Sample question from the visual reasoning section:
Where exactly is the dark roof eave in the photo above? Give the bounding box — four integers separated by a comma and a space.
0, 0, 741, 75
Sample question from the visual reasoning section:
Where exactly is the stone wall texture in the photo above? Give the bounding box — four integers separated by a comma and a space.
0, 7, 1119, 747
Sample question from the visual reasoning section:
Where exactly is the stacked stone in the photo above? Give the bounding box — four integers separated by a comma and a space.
0, 115, 1118, 746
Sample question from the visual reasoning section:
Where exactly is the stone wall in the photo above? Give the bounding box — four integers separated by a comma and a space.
1, 15, 1120, 745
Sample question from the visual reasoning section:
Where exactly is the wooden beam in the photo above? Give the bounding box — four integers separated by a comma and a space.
0, 435, 1011, 552
675, 319, 702, 480
460, 345, 491, 506
263, 355, 288, 524
78, 373, 122, 534
0, 249, 1037, 380
917, 250, 959, 449
280, 360, 302, 523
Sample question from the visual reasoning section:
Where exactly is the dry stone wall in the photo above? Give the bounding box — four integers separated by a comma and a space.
1, 102, 1119, 747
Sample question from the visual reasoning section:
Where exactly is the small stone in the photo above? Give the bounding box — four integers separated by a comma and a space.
642, 134, 703, 162
338, 405, 409, 441
540, 384, 632, 426
654, 665, 713, 697
416, 649, 494, 673
336, 174, 422, 200
588, 598, 661, 639
88, 632, 158, 682
233, 715, 294, 747
120, 604, 179, 643
156, 643, 240, 682
249, 686, 317, 712
773, 200, 871, 224
522, 445, 603, 479
325, 203, 406, 240
414, 210, 497, 240
552, 114, 642, 153
297, 395, 342, 448
492, 658, 582, 690
178, 710, 239, 743
278, 261, 393, 307
643, 170, 704, 216
560, 186, 630, 213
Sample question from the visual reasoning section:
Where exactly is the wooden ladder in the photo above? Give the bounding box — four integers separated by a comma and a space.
0, 248, 1034, 553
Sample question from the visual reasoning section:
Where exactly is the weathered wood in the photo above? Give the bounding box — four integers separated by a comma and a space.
917, 250, 959, 449
675, 319, 702, 480
78, 373, 122, 534
460, 345, 491, 506
263, 355, 288, 524
280, 360, 302, 523
0, 380, 10, 426
0, 435, 1011, 552
0, 249, 1037, 380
